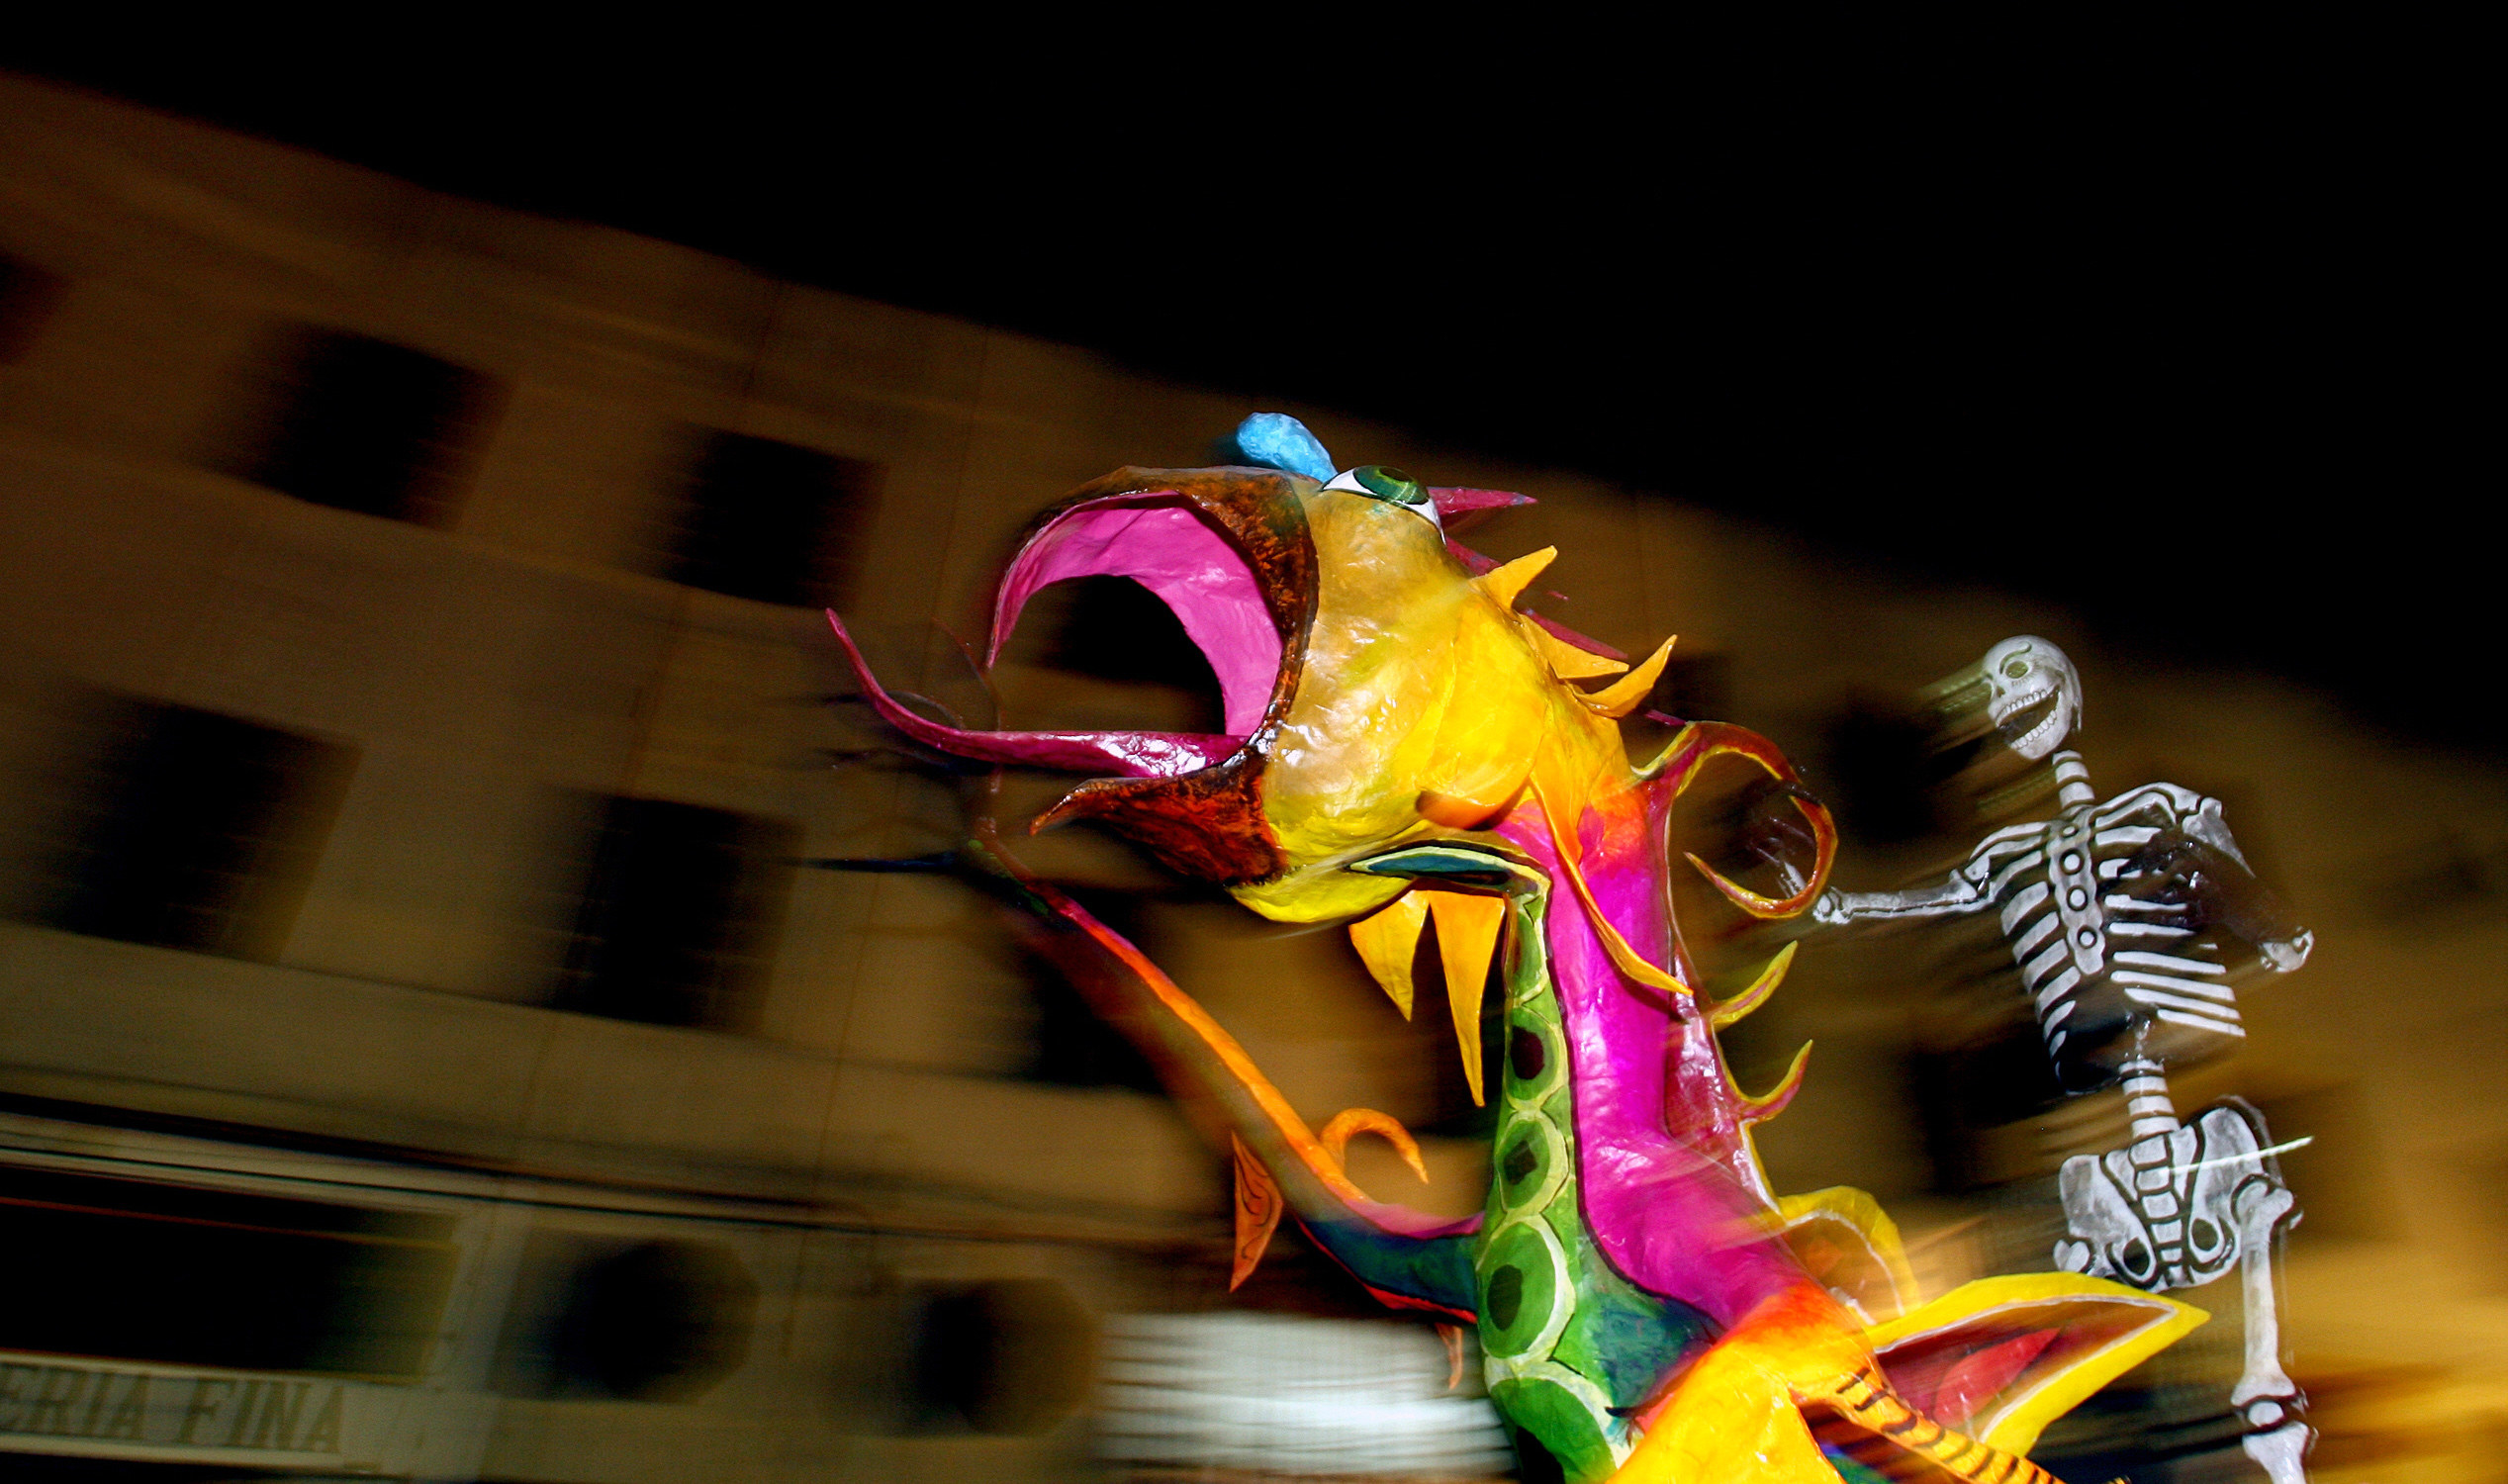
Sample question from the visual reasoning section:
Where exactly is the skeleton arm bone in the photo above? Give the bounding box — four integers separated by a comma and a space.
1811, 826, 2042, 927
1814, 876, 1988, 925
2094, 784, 2248, 868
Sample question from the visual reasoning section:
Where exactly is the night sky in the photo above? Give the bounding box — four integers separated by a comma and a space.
9, 43, 2474, 751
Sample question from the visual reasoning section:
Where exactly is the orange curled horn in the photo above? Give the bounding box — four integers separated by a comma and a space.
1660, 722, 1839, 918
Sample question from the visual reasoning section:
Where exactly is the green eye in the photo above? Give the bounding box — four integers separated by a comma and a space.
1353, 465, 1427, 506
1322, 464, 1440, 526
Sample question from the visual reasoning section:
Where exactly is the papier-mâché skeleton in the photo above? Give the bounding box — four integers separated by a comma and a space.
1815, 636, 2316, 1482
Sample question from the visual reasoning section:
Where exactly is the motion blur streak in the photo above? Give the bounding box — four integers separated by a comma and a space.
1099, 1314, 1510, 1478
0, 69, 2502, 1483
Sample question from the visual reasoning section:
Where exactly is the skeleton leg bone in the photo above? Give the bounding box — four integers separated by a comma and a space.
2228, 1171, 2310, 1484
2057, 1077, 2314, 1481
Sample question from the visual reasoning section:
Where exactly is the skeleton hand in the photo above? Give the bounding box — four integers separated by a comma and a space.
2112, 831, 2310, 973
2261, 929, 2314, 974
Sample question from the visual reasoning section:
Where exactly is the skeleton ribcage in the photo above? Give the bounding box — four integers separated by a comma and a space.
1965, 785, 2246, 1090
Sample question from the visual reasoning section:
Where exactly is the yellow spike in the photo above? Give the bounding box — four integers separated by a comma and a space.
1319, 1108, 1431, 1184
1474, 546, 1557, 609
1771, 1187, 1920, 1322
1736, 1040, 1814, 1126
1527, 620, 1629, 682
1578, 633, 1678, 718
1425, 890, 1507, 1106
1528, 777, 1694, 999
1709, 942, 1796, 1030
1347, 893, 1430, 1019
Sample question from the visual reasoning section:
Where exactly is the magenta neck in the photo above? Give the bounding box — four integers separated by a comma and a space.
1493, 783, 1797, 1324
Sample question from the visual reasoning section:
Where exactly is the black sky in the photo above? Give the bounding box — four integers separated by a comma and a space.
8, 44, 2479, 751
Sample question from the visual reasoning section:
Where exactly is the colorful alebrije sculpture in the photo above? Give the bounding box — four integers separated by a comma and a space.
823, 417, 2270, 1482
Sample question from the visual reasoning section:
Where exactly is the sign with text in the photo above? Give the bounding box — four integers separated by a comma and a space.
0, 1349, 407, 1470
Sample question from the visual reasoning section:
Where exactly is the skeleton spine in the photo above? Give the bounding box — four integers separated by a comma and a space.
2054, 750, 2094, 807
2118, 1056, 2181, 1140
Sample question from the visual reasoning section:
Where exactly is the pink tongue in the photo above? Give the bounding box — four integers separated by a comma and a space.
825, 611, 1241, 779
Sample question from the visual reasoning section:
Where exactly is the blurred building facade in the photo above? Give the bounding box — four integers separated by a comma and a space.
0, 72, 2503, 1482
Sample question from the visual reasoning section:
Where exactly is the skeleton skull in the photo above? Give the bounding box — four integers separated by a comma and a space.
1980, 635, 2084, 761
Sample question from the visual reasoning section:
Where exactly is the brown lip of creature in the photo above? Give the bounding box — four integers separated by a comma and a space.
825, 465, 1321, 885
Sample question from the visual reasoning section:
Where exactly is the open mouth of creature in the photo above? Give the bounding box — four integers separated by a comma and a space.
1993, 689, 2065, 756
821, 470, 1324, 889
828, 488, 1290, 777
992, 495, 1285, 765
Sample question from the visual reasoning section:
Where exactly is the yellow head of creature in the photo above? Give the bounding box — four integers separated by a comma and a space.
824, 426, 1675, 924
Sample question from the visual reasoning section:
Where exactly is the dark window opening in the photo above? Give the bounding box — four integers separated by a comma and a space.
549, 793, 796, 1032
902, 1278, 1092, 1436
1647, 651, 1733, 724
662, 430, 879, 608
224, 326, 502, 527
0, 252, 67, 365
0, 1164, 456, 1378
1820, 696, 1960, 847
1615, 650, 1734, 772
1011, 885, 1165, 1094
17, 694, 356, 963
1911, 1005, 2067, 1195
491, 1235, 755, 1403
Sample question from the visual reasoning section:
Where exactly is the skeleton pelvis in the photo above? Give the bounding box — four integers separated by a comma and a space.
2056, 1103, 2272, 1289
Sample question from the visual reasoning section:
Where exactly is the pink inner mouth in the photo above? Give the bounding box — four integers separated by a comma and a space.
991, 501, 1282, 738
825, 495, 1283, 782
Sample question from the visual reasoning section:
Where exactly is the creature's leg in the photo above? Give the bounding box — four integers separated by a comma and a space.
1808, 1364, 2070, 1484
1610, 1286, 1850, 1484
1613, 1286, 2076, 1484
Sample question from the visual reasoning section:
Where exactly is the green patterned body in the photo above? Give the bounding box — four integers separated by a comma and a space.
1362, 847, 1718, 1484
